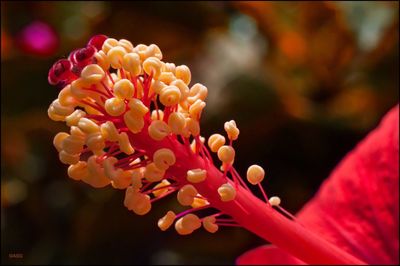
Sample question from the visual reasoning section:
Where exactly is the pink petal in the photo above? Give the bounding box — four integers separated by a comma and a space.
238, 105, 399, 265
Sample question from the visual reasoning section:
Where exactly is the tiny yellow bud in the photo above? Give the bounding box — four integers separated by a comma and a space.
148, 120, 171, 141
67, 161, 88, 181
186, 169, 207, 183
269, 196, 281, 206
153, 148, 176, 171
118, 132, 135, 155
158, 211, 176, 231
208, 134, 225, 153
246, 164, 265, 185
177, 184, 197, 206
81, 64, 105, 84
224, 120, 240, 141
218, 183, 236, 202
159, 86, 181, 107
113, 79, 134, 99
217, 145, 235, 164
175, 65, 191, 85
144, 162, 165, 182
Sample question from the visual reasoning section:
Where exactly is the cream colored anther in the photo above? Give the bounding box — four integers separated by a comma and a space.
86, 132, 105, 152
148, 120, 171, 141
269, 196, 281, 206
203, 216, 219, 233
160, 86, 181, 107
208, 134, 225, 153
128, 99, 149, 116
149, 44, 163, 60
190, 136, 205, 153
168, 112, 186, 135
66, 109, 86, 126
246, 164, 265, 185
175, 65, 191, 85
103, 156, 118, 178
143, 57, 162, 79
131, 168, 144, 189
144, 162, 165, 182
107, 46, 126, 69
58, 85, 77, 106
94, 50, 110, 71
124, 187, 151, 215
78, 118, 100, 134
158, 72, 176, 85
113, 79, 134, 99
163, 62, 176, 73
177, 184, 197, 206
122, 52, 141, 76
176, 214, 201, 235
189, 99, 206, 118
100, 121, 119, 142
153, 148, 176, 171
158, 211, 176, 231
70, 78, 88, 99
67, 161, 88, 181
52, 99, 74, 116
217, 145, 235, 164
70, 126, 86, 139
102, 38, 119, 53
111, 170, 133, 189
119, 39, 134, 52
188, 83, 208, 103
150, 80, 166, 94
104, 97, 126, 116
118, 132, 134, 155
62, 135, 85, 155
170, 79, 189, 101
186, 169, 207, 183
185, 118, 200, 137
53, 132, 69, 152
48, 106, 65, 121
191, 195, 209, 208
151, 110, 164, 121
59, 150, 80, 165
85, 155, 111, 188
224, 120, 240, 141
124, 111, 145, 133
218, 183, 236, 202
81, 64, 105, 84
152, 179, 171, 197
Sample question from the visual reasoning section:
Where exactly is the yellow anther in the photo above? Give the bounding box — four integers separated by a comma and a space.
62, 135, 85, 155
47, 105, 65, 121
168, 112, 186, 135
66, 109, 86, 127
186, 169, 207, 183
131, 168, 144, 189
52, 99, 74, 116
111, 170, 133, 189
86, 132, 105, 152
136, 44, 162, 61
218, 183, 236, 202
53, 132, 69, 152
81, 64, 105, 84
158, 211, 176, 231
84, 155, 111, 188
177, 184, 197, 206
122, 52, 141, 76
59, 150, 80, 165
151, 110, 164, 121
100, 121, 119, 142
152, 179, 171, 197
158, 72, 176, 85
185, 118, 200, 137
70, 78, 89, 99
189, 99, 206, 118
153, 148, 176, 171
170, 79, 189, 101
143, 57, 162, 79
108, 100, 126, 118
58, 85, 77, 106
175, 214, 201, 235
113, 79, 134, 99
107, 46, 126, 69
148, 120, 171, 141
202, 216, 219, 233
148, 44, 163, 60
144, 162, 165, 182
191, 195, 209, 208
217, 145, 235, 164
150, 80, 166, 95
188, 83, 208, 104
102, 38, 119, 54
128, 98, 149, 116
124, 111, 145, 134
119, 39, 134, 52
103, 156, 118, 178
159, 85, 181, 107
190, 136, 205, 153
246, 164, 265, 185
94, 50, 110, 71
78, 117, 100, 134
118, 132, 135, 155
269, 196, 281, 206
175, 65, 191, 85
67, 161, 88, 181
208, 134, 225, 153
70, 126, 86, 139
124, 187, 152, 215
224, 120, 240, 141
162, 62, 176, 73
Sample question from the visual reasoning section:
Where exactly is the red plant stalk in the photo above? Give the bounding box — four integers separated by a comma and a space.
47, 35, 366, 265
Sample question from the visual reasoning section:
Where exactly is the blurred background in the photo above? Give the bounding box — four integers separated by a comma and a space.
1, 1, 398, 265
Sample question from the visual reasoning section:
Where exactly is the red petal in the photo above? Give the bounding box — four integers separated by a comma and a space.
238, 105, 399, 265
